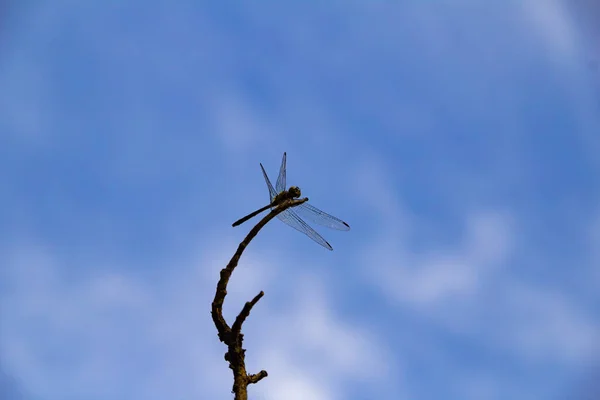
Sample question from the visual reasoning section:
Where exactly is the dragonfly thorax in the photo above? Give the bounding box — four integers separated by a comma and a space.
273, 186, 302, 204
288, 186, 301, 198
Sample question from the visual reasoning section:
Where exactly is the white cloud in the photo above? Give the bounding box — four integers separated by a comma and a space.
360, 200, 599, 368
255, 353, 333, 400
363, 210, 513, 307
502, 284, 600, 365
521, 0, 582, 59
464, 212, 513, 265
588, 207, 600, 281
350, 154, 414, 237
249, 274, 393, 400
209, 90, 275, 155
0, 240, 392, 400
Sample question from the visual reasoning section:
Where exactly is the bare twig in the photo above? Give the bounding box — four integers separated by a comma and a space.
211, 196, 308, 400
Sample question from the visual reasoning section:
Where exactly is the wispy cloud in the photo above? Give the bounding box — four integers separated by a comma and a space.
1, 239, 392, 400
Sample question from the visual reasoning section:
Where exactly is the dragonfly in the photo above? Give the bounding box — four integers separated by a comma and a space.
232, 152, 350, 250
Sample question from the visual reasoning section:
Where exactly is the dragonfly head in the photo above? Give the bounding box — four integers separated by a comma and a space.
288, 186, 301, 198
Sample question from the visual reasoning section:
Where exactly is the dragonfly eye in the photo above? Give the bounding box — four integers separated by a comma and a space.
289, 186, 301, 198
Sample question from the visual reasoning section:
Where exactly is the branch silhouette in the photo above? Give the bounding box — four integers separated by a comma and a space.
211, 195, 308, 400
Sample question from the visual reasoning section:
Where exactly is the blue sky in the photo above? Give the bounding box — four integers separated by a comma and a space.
1, 1, 599, 399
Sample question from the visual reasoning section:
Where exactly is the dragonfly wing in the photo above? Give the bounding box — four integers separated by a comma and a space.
293, 203, 351, 231
260, 162, 278, 202
275, 152, 286, 193
277, 209, 333, 250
